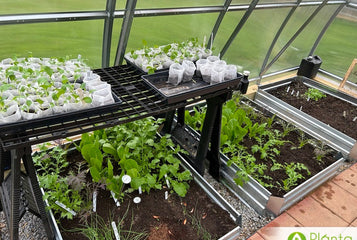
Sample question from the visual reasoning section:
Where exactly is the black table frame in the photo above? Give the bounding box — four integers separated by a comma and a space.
0, 65, 241, 240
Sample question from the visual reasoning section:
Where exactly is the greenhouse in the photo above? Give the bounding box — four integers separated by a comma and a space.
0, 0, 357, 239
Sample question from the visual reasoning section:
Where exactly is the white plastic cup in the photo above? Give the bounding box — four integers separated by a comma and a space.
168, 63, 184, 86
211, 66, 225, 84
200, 64, 212, 83
195, 59, 208, 77
224, 64, 237, 80
207, 55, 220, 64
182, 60, 196, 83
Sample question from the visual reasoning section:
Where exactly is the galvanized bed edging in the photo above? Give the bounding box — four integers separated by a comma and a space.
256, 76, 357, 158
42, 140, 242, 240
182, 97, 346, 216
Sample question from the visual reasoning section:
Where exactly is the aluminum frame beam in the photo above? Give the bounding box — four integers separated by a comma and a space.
114, 0, 137, 66
219, 0, 260, 58
259, 0, 303, 83
261, 0, 329, 76
309, 3, 346, 56
102, 0, 117, 68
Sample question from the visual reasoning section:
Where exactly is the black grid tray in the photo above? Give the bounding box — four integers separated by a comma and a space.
142, 71, 242, 104
0, 65, 238, 150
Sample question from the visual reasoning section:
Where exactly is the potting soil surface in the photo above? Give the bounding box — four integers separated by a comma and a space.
268, 79, 357, 140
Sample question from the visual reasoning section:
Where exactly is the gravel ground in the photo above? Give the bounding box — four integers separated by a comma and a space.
203, 172, 273, 239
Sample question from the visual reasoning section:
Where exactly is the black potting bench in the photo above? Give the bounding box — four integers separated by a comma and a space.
0, 64, 243, 240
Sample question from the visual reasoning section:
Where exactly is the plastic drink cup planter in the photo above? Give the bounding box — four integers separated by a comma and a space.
214, 60, 227, 68
92, 85, 114, 106
200, 64, 212, 83
168, 63, 185, 86
224, 65, 238, 80
207, 55, 220, 64
211, 66, 225, 84
196, 58, 208, 77
182, 60, 196, 83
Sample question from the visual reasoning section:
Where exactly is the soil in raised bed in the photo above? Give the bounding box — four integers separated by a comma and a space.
225, 121, 338, 197
268, 79, 357, 140
57, 150, 237, 240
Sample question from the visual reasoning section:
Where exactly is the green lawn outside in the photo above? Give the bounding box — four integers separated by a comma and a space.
0, 2, 356, 78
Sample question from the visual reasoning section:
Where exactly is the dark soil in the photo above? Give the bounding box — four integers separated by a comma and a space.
58, 151, 237, 240
268, 79, 357, 140
224, 117, 338, 197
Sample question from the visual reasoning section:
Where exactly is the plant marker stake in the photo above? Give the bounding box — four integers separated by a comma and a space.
286, 86, 290, 93
111, 221, 120, 240
133, 197, 141, 204
122, 175, 131, 184
55, 201, 76, 216
296, 91, 299, 97
111, 191, 120, 207
138, 186, 142, 195
164, 174, 170, 188
307, 96, 310, 102
93, 190, 97, 212
165, 191, 168, 200
343, 111, 346, 117
300, 106, 303, 111
353, 117, 357, 122
291, 89, 294, 95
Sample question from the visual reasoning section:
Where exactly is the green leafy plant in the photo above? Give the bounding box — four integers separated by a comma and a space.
277, 163, 311, 192
75, 117, 192, 200
303, 88, 326, 101
33, 144, 84, 220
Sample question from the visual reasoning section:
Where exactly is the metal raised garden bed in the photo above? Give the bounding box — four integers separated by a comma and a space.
38, 142, 242, 240
255, 76, 357, 158
179, 99, 345, 216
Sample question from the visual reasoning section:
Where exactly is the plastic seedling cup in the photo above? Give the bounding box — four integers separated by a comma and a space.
207, 55, 220, 64
195, 59, 208, 77
200, 64, 212, 83
168, 63, 184, 86
182, 60, 196, 83
211, 66, 225, 85
224, 65, 238, 80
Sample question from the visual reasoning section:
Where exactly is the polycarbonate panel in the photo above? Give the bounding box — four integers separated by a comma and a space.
124, 13, 218, 54
213, 8, 290, 77
0, 21, 103, 68
110, 19, 123, 66
0, 0, 105, 14
264, 5, 325, 74
315, 15, 357, 78
116, 0, 225, 10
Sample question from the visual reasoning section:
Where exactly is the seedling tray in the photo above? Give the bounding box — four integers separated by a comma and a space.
142, 71, 242, 104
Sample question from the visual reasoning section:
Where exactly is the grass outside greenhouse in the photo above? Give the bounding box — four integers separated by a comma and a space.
0, 1, 356, 78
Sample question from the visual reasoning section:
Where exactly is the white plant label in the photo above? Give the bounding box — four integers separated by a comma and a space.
296, 91, 299, 97
93, 191, 97, 212
307, 96, 310, 101
286, 86, 290, 93
299, 106, 303, 111
138, 186, 142, 194
165, 191, 168, 200
291, 89, 294, 95
353, 117, 357, 122
164, 174, 170, 188
111, 221, 120, 240
55, 201, 76, 216
111, 191, 120, 207
122, 175, 131, 184
133, 197, 141, 204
